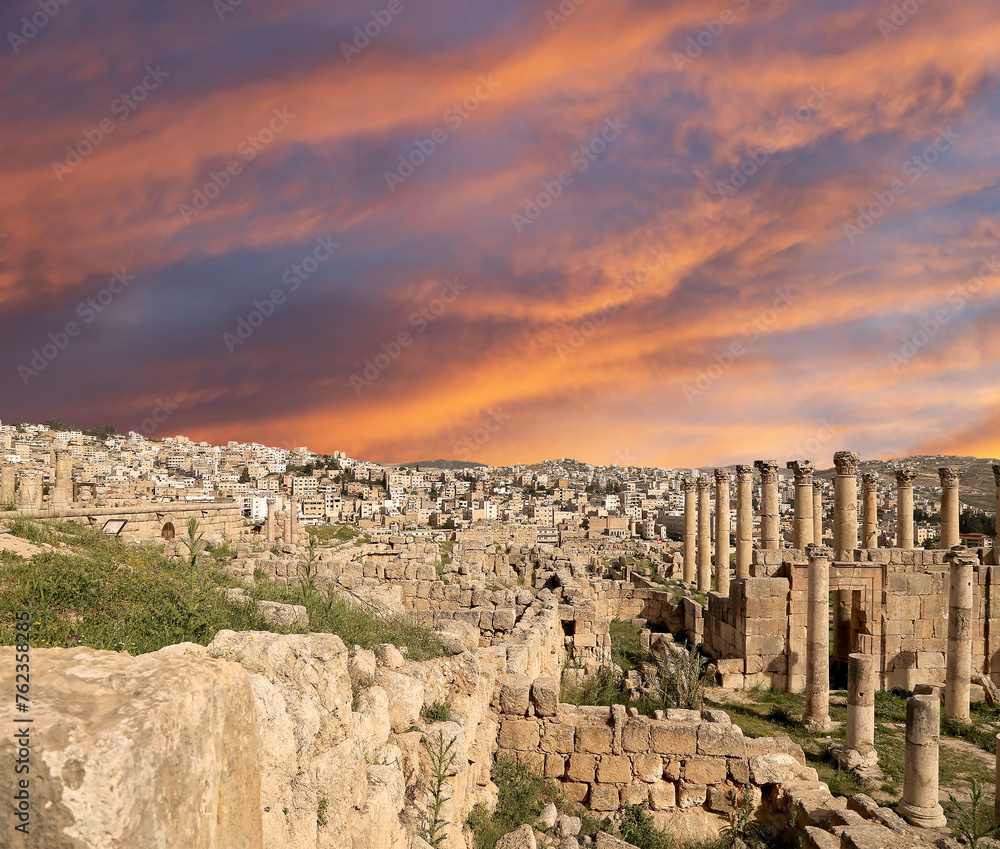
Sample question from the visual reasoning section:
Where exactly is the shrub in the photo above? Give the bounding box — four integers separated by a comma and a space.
643, 641, 707, 710
468, 755, 560, 849
422, 700, 452, 722
617, 804, 672, 849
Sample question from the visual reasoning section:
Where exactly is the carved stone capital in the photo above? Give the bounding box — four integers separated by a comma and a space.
833, 451, 860, 476
812, 480, 824, 491
805, 543, 834, 561
938, 467, 961, 488
713, 468, 729, 484
861, 472, 878, 493
895, 468, 916, 486
992, 463, 1000, 487
682, 478, 697, 493
696, 476, 711, 493
786, 460, 815, 483
266, 497, 276, 506
754, 460, 779, 484
735, 464, 753, 482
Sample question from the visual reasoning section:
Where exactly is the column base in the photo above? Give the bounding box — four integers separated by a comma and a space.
898, 799, 946, 829
803, 715, 835, 732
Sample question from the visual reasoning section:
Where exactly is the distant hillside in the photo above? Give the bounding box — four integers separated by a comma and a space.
399, 459, 486, 470
813, 455, 998, 501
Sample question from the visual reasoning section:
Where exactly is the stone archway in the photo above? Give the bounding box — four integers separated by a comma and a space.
161, 522, 176, 540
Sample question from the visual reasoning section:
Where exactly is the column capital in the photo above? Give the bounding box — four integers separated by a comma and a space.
895, 468, 917, 486
786, 460, 815, 483
812, 479, 824, 491
944, 549, 978, 567
266, 496, 276, 505
938, 467, 961, 487
682, 478, 698, 493
696, 476, 710, 493
993, 463, 1000, 486
833, 451, 861, 476
861, 472, 879, 493
805, 543, 834, 561
713, 468, 730, 484
754, 459, 779, 484
735, 464, 753, 481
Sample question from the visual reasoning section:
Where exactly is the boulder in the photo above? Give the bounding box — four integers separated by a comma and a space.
497, 824, 538, 849
255, 599, 308, 630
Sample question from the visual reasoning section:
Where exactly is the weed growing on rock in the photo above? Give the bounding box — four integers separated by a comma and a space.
421, 731, 458, 848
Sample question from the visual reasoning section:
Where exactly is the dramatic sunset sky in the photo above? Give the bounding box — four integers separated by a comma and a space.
1, 0, 998, 467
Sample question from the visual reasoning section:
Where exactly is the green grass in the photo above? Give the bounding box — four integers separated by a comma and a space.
0, 520, 445, 660
422, 700, 452, 722
306, 524, 361, 543
610, 619, 644, 673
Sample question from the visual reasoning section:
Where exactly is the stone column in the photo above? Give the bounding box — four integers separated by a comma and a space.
50, 449, 73, 508
945, 550, 975, 723
17, 470, 43, 510
754, 460, 780, 550
0, 464, 15, 507
812, 480, 824, 543
839, 653, 877, 770
787, 460, 815, 549
996, 733, 1000, 827
282, 514, 292, 544
833, 451, 860, 559
993, 464, 1000, 555
266, 497, 276, 546
895, 468, 916, 549
939, 467, 961, 550
899, 695, 947, 828
290, 498, 300, 545
714, 469, 731, 594
697, 476, 712, 592
861, 472, 878, 549
682, 479, 697, 584
804, 544, 833, 730
735, 465, 753, 580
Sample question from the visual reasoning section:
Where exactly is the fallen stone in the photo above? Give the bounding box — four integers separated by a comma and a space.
497, 823, 538, 849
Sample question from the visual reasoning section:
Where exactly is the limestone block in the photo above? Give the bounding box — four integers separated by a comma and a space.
597, 755, 632, 784
706, 784, 739, 814
501, 676, 533, 715
531, 677, 560, 717
677, 782, 707, 808
541, 722, 576, 754
650, 723, 697, 755
622, 717, 651, 752
496, 823, 537, 849
697, 724, 746, 757
749, 753, 818, 785
555, 814, 582, 838
544, 753, 566, 778
589, 784, 621, 811
649, 780, 677, 810
576, 725, 613, 753
566, 754, 597, 782
684, 757, 727, 784
256, 599, 308, 630
632, 753, 663, 783
561, 782, 589, 804
377, 669, 426, 733
621, 783, 649, 806
499, 720, 540, 751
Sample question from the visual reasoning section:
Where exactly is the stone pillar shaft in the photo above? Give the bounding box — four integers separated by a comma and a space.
266, 498, 276, 546
282, 515, 292, 544
896, 469, 916, 549
899, 695, 947, 828
735, 466, 752, 580
833, 451, 860, 559
682, 480, 697, 584
754, 460, 780, 550
993, 464, 1000, 555
714, 470, 730, 595
696, 477, 712, 592
812, 481, 823, 544
17, 470, 43, 510
51, 449, 73, 507
787, 461, 815, 550
860, 473, 878, 549
945, 552, 975, 723
939, 467, 961, 550
0, 465, 14, 507
290, 498, 300, 545
843, 653, 876, 767
805, 545, 833, 730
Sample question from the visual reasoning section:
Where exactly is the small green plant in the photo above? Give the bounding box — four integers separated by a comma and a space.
643, 640, 707, 710
948, 779, 998, 849
722, 784, 758, 848
9, 518, 53, 544
299, 536, 320, 607
317, 796, 329, 828
421, 731, 458, 848
617, 804, 672, 849
422, 700, 452, 722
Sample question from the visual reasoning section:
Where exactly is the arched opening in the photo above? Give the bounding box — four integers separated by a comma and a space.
161, 522, 175, 540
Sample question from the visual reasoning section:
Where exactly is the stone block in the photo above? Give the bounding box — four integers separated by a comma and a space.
727, 757, 750, 785
561, 782, 589, 804
541, 722, 576, 754
651, 723, 697, 755
632, 753, 663, 783
649, 780, 676, 810
499, 720, 539, 751
622, 717, 650, 752
531, 676, 560, 717
597, 755, 632, 784
576, 725, 613, 754
589, 784, 620, 811
500, 676, 533, 715
707, 784, 739, 814
684, 757, 727, 784
544, 753, 565, 778
749, 753, 817, 785
566, 754, 597, 783
621, 783, 649, 806
677, 782, 707, 808
697, 724, 746, 757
